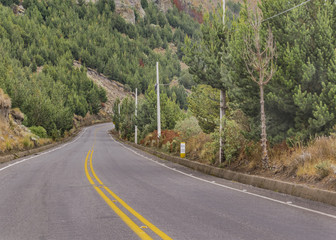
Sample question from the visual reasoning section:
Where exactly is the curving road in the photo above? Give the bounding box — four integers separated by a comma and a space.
0, 123, 336, 240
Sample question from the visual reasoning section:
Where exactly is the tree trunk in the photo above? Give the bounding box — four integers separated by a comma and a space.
259, 85, 269, 168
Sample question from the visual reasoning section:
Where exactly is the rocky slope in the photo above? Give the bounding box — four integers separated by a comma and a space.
73, 61, 133, 115
0, 89, 45, 154
87, 0, 172, 23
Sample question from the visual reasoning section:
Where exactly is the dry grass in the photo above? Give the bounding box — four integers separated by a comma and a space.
0, 88, 52, 154
0, 88, 11, 110
284, 137, 336, 179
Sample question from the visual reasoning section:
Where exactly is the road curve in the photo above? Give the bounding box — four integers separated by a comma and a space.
0, 123, 336, 240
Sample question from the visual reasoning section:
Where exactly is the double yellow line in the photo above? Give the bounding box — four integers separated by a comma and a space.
84, 149, 172, 240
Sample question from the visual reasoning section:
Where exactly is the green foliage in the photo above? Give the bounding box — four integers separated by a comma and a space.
136, 86, 183, 139
119, 97, 135, 140
185, 0, 336, 147
183, 11, 231, 90
141, 0, 148, 9
222, 118, 245, 165
29, 126, 48, 138
112, 98, 121, 131
188, 85, 219, 133
257, 0, 336, 141
178, 70, 195, 89
315, 161, 331, 179
0, 0, 19, 6
174, 114, 202, 139
0, 0, 199, 135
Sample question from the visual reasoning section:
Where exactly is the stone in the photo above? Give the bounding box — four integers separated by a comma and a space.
30, 136, 39, 147
331, 164, 336, 174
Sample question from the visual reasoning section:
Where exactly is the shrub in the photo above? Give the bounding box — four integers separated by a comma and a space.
174, 115, 202, 139
223, 119, 246, 165
315, 161, 331, 179
22, 136, 33, 149
29, 126, 48, 138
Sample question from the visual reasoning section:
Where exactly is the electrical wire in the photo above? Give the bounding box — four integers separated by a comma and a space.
262, 0, 314, 22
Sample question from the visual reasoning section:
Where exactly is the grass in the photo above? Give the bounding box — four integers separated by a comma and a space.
1, 88, 54, 156
142, 126, 336, 190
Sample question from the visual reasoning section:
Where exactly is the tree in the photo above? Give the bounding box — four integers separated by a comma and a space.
188, 85, 219, 134
259, 0, 336, 142
183, 10, 232, 163
141, 0, 148, 9
243, 9, 276, 168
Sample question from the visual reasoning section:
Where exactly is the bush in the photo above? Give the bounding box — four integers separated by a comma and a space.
315, 161, 331, 179
174, 115, 202, 139
29, 126, 48, 138
223, 119, 246, 165
22, 136, 33, 149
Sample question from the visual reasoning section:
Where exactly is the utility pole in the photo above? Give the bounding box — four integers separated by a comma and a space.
135, 88, 138, 144
219, 0, 226, 164
156, 62, 161, 139
118, 102, 121, 136
222, 0, 225, 25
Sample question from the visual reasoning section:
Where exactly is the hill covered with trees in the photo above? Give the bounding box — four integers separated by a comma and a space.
0, 0, 201, 137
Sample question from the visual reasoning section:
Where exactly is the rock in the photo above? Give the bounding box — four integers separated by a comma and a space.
331, 164, 336, 174
30, 136, 39, 147
114, 0, 146, 24
295, 152, 311, 164
88, 0, 172, 24
10, 108, 24, 123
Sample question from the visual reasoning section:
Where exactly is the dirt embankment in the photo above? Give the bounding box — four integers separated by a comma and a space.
0, 88, 51, 155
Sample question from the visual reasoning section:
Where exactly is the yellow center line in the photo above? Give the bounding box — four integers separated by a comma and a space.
84, 150, 153, 240
89, 150, 173, 240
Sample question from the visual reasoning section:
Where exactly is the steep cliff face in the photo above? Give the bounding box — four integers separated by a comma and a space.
115, 0, 145, 24
88, 0, 172, 24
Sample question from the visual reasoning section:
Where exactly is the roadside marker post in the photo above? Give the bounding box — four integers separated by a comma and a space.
180, 142, 186, 158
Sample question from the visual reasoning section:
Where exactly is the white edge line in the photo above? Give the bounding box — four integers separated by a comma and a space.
0, 128, 88, 172
110, 136, 336, 220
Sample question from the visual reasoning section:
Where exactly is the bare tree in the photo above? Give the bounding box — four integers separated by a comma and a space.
243, 9, 276, 169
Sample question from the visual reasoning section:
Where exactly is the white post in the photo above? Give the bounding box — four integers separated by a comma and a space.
135, 88, 138, 144
118, 103, 121, 136
223, 0, 225, 24
156, 62, 161, 139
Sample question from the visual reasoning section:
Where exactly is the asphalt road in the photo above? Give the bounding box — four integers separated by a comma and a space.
1, 123, 336, 240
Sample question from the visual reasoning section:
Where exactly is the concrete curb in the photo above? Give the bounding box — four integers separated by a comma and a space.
119, 138, 336, 207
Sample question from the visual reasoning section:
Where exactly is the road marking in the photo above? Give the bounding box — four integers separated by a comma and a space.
85, 150, 153, 240
0, 127, 88, 173
111, 136, 336, 220
85, 132, 173, 240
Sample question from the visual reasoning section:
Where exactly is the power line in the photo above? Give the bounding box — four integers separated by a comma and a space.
262, 0, 314, 22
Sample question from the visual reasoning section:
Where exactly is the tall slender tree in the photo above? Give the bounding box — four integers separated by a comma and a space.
243, 9, 276, 168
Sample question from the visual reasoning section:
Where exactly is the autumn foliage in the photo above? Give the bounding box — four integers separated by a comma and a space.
172, 0, 203, 23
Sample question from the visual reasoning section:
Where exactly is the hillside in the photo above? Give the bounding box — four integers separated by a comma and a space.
0, 0, 200, 138
74, 61, 132, 114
